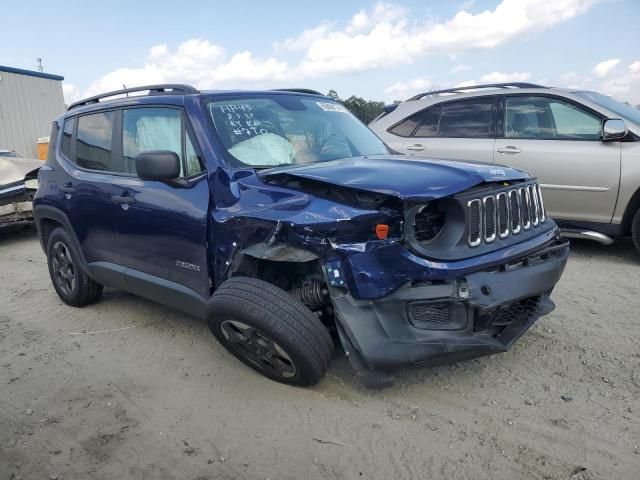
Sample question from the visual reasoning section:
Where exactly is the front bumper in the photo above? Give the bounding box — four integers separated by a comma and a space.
332, 236, 569, 371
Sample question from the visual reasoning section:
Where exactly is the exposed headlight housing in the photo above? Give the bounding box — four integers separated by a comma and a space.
412, 202, 445, 243
24, 179, 39, 190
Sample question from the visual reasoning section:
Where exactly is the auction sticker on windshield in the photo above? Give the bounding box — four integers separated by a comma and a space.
316, 102, 348, 113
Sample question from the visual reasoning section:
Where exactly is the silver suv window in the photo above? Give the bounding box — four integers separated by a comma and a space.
505, 96, 601, 140
388, 98, 494, 139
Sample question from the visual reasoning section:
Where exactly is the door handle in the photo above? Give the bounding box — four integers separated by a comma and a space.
406, 144, 427, 151
59, 183, 76, 194
496, 146, 521, 154
111, 193, 136, 205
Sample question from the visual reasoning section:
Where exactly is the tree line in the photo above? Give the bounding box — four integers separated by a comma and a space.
326, 90, 388, 124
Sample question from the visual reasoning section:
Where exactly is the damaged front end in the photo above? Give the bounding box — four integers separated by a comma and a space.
212, 157, 569, 386
0, 157, 41, 231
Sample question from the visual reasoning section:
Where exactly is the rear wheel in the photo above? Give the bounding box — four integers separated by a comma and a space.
46, 227, 103, 307
632, 208, 640, 254
208, 276, 334, 386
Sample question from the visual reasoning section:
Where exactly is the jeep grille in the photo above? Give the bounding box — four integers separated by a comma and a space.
467, 183, 545, 247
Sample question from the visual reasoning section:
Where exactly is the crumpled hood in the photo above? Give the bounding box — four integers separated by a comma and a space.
260, 155, 531, 201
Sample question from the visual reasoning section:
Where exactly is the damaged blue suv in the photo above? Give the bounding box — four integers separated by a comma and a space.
34, 85, 569, 387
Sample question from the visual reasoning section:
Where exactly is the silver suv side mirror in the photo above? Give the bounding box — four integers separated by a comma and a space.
602, 118, 627, 141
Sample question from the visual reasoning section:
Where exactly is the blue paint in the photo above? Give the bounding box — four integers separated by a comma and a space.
36, 89, 559, 303
260, 156, 530, 202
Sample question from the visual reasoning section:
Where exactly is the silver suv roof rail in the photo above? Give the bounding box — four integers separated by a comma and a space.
68, 84, 200, 110
407, 82, 546, 101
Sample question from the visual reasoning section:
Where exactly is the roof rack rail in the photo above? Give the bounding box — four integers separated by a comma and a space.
271, 88, 324, 96
407, 82, 546, 101
68, 84, 200, 110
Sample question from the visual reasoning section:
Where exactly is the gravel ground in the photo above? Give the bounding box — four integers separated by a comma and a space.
1, 228, 639, 480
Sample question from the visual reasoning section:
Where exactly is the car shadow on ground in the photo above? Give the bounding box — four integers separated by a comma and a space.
0, 225, 38, 245
567, 237, 638, 264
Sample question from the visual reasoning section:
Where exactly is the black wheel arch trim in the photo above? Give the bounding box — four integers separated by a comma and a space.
34, 205, 90, 274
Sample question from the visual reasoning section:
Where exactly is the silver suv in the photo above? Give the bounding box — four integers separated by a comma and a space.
370, 83, 640, 253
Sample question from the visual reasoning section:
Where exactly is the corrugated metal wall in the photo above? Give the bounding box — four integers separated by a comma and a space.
0, 71, 65, 158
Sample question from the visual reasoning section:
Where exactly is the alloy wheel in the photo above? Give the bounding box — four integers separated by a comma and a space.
220, 320, 296, 378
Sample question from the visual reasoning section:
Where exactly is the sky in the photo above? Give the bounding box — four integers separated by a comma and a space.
1, 0, 639, 105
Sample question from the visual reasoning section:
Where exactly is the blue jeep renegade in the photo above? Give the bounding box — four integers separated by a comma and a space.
34, 84, 569, 387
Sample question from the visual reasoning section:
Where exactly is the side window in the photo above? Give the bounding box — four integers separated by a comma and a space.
389, 116, 420, 137
61, 118, 74, 160
439, 98, 494, 138
76, 112, 114, 171
413, 105, 441, 138
185, 133, 203, 176
123, 108, 182, 175
549, 101, 601, 139
122, 107, 203, 177
505, 96, 601, 140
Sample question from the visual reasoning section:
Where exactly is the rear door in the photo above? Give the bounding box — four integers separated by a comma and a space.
58, 112, 122, 269
388, 96, 496, 164
493, 95, 620, 223
110, 106, 211, 303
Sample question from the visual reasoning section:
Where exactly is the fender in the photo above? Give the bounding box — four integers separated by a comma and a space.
33, 204, 90, 275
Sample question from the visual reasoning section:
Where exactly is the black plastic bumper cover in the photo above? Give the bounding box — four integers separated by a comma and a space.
333, 238, 569, 371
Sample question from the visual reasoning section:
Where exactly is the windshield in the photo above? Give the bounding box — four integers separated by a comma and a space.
574, 91, 640, 126
207, 95, 388, 168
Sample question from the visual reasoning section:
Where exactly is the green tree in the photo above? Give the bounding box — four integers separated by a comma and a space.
326, 90, 385, 124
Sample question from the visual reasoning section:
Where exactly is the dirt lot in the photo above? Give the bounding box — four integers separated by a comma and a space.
1, 229, 639, 480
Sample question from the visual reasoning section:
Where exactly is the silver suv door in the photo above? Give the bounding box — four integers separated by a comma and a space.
388, 97, 496, 164
493, 95, 620, 223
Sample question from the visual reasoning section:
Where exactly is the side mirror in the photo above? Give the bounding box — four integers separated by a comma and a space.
602, 118, 627, 141
135, 151, 180, 181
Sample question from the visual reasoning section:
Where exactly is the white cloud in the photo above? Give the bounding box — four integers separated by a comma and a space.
557, 62, 640, 105
384, 77, 436, 100
70, 0, 601, 102
628, 61, 640, 74
296, 0, 598, 77
62, 83, 82, 104
597, 61, 640, 104
593, 58, 621, 78
450, 64, 472, 74
79, 39, 288, 99
480, 71, 531, 83
274, 23, 334, 53
458, 0, 476, 11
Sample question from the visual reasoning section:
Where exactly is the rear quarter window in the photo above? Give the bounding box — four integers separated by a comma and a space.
61, 118, 74, 161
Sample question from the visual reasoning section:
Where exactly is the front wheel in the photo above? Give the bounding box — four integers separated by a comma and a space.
208, 276, 334, 386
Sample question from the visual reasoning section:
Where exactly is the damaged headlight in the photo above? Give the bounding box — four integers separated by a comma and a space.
411, 202, 445, 242
24, 179, 39, 190
404, 198, 466, 257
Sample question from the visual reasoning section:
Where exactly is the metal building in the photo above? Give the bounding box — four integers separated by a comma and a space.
0, 65, 65, 158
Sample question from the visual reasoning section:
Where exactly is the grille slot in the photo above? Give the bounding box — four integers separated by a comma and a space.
407, 302, 451, 328
467, 199, 482, 247
483, 196, 497, 242
496, 192, 509, 238
466, 183, 545, 247
493, 296, 541, 326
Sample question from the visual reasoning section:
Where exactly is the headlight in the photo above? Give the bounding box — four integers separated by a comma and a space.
24, 179, 39, 190
411, 202, 445, 242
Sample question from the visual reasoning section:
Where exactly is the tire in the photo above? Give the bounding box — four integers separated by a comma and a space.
208, 276, 334, 386
632, 208, 640, 254
46, 227, 103, 307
